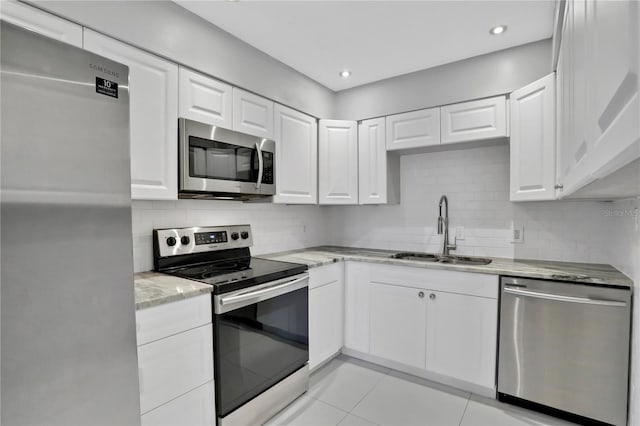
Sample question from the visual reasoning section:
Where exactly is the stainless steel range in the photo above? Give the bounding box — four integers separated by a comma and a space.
153, 225, 309, 426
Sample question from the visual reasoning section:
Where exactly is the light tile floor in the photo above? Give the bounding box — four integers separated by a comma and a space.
266, 356, 576, 426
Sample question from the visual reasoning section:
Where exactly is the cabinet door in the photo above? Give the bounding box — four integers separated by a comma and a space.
358, 118, 387, 204
273, 104, 318, 204
84, 30, 179, 200
0, 0, 82, 47
344, 262, 370, 353
369, 282, 427, 369
426, 291, 497, 389
141, 381, 215, 426
138, 324, 214, 414
510, 73, 556, 201
318, 119, 358, 205
178, 67, 232, 128
232, 88, 274, 139
386, 108, 440, 151
586, 0, 639, 181
309, 280, 344, 370
440, 96, 507, 144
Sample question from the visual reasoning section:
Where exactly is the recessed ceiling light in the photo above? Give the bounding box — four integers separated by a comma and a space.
490, 25, 507, 35
340, 70, 351, 78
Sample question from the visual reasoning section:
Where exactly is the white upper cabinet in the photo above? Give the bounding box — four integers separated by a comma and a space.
440, 96, 507, 144
386, 108, 440, 151
84, 29, 179, 200
556, 0, 639, 198
510, 73, 556, 201
318, 120, 358, 205
425, 290, 497, 389
586, 0, 639, 181
273, 104, 318, 204
369, 282, 427, 369
0, 0, 82, 47
178, 67, 232, 129
232, 88, 274, 139
358, 118, 388, 204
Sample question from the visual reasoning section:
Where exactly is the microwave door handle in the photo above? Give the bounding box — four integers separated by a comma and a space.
255, 142, 264, 189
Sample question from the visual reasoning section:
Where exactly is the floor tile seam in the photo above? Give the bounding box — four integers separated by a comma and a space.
346, 371, 390, 424
458, 394, 472, 426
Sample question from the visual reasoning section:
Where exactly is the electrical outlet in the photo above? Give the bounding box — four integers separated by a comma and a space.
455, 226, 465, 240
511, 223, 524, 244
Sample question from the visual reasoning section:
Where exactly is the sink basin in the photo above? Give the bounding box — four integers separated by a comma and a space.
392, 252, 492, 265
392, 252, 439, 262
438, 255, 492, 265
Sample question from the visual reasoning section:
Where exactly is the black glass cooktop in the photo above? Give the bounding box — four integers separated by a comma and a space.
168, 256, 307, 294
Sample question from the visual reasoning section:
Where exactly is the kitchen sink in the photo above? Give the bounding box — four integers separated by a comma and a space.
391, 252, 439, 262
438, 255, 492, 265
392, 252, 492, 265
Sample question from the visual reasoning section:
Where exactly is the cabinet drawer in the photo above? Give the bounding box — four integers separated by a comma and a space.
141, 381, 215, 426
309, 263, 342, 290
440, 96, 507, 144
136, 295, 211, 345
138, 324, 213, 414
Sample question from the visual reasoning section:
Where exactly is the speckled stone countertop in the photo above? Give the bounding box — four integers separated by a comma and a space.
134, 271, 213, 310
258, 246, 633, 288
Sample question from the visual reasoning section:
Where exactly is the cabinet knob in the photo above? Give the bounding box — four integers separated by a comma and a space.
418, 291, 425, 298
554, 184, 564, 190
429, 293, 436, 300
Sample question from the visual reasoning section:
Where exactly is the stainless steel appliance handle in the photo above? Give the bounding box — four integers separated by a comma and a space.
255, 142, 264, 190
215, 273, 308, 314
503, 286, 627, 307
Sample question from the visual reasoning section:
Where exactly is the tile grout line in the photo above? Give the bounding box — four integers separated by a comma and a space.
343, 368, 390, 425
458, 394, 472, 426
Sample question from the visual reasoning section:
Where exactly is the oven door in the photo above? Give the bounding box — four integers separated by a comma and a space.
213, 273, 309, 419
179, 118, 275, 197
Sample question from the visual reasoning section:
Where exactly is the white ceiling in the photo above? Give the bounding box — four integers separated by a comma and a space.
175, 1, 556, 92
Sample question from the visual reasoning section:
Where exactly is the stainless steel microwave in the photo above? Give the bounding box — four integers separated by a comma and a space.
179, 118, 275, 200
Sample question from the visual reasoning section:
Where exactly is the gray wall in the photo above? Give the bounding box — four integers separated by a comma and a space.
334, 39, 552, 121
29, 0, 336, 119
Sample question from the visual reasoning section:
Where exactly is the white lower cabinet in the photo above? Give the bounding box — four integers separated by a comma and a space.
344, 262, 498, 395
309, 263, 344, 370
136, 295, 214, 425
425, 291, 497, 389
141, 381, 215, 426
369, 282, 427, 369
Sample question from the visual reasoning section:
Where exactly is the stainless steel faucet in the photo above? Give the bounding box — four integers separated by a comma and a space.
437, 195, 457, 256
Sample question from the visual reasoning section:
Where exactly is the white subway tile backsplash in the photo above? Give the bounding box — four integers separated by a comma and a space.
328, 144, 625, 268
130, 144, 637, 281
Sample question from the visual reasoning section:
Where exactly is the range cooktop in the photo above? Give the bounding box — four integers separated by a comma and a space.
152, 225, 307, 294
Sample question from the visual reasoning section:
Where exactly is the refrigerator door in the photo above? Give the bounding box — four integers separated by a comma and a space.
1, 22, 141, 425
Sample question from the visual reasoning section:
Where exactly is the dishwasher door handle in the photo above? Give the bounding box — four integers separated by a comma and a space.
503, 286, 627, 307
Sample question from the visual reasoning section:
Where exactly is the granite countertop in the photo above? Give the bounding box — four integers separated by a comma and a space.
134, 271, 214, 310
258, 246, 633, 288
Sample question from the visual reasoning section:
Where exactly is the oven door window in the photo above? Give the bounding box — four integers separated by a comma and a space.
214, 287, 308, 417
188, 135, 257, 182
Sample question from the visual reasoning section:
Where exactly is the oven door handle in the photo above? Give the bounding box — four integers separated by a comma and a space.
216, 273, 309, 314
503, 286, 627, 307
255, 141, 264, 190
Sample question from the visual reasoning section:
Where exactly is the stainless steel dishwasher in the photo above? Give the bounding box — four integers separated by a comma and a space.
498, 277, 632, 426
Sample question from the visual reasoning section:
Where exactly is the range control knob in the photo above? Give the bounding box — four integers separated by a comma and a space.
231, 232, 239, 240
180, 236, 190, 245
241, 231, 249, 239
166, 236, 177, 247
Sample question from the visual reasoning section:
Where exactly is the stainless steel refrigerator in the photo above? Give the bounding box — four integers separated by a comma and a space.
1, 22, 141, 424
